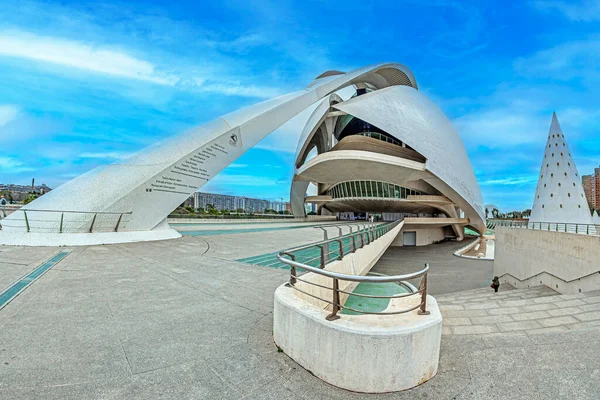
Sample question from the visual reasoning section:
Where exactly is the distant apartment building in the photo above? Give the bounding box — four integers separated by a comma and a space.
582, 166, 600, 211
193, 192, 285, 213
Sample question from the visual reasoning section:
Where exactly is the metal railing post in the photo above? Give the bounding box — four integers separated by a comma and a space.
418, 264, 430, 315
336, 239, 344, 260
89, 213, 97, 233
286, 254, 297, 286
318, 245, 325, 268
115, 214, 123, 232
59, 213, 64, 233
24, 211, 30, 233
350, 234, 356, 253
326, 278, 341, 321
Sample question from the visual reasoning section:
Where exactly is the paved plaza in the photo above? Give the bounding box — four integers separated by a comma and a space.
1, 225, 599, 399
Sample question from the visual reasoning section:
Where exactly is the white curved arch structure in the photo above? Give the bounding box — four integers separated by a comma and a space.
1, 62, 485, 246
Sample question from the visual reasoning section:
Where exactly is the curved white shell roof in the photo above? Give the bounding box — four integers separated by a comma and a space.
331, 86, 486, 231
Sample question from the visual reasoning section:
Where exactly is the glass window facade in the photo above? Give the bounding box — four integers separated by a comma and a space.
327, 180, 424, 199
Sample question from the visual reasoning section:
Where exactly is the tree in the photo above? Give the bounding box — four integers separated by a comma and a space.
485, 207, 489, 219
23, 194, 38, 205
206, 204, 220, 215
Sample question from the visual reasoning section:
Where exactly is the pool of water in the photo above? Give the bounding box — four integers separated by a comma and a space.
465, 227, 494, 236
340, 281, 410, 315
178, 224, 317, 237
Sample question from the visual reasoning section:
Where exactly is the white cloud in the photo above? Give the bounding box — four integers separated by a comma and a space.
79, 152, 128, 160
454, 109, 548, 148
0, 30, 179, 85
206, 174, 281, 187
0, 30, 285, 99
531, 1, 600, 21
514, 37, 600, 83
0, 105, 19, 127
480, 176, 538, 186
198, 82, 284, 99
0, 156, 35, 172
228, 163, 248, 168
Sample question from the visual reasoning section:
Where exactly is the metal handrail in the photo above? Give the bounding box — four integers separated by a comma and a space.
276, 219, 431, 321
14, 208, 132, 215
2, 208, 132, 233
489, 219, 599, 236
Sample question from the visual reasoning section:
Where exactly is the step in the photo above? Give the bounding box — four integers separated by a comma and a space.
438, 286, 600, 336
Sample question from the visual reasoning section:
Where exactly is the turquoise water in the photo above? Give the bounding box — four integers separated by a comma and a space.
237, 230, 374, 269
340, 282, 409, 315
465, 227, 494, 236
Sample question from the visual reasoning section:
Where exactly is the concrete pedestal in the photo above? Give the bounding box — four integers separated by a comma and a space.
273, 284, 442, 393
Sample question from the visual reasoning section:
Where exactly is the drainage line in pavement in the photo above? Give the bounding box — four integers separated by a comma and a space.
0, 251, 71, 311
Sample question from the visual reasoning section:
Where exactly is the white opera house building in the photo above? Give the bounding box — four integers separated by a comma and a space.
0, 63, 485, 247
290, 67, 485, 246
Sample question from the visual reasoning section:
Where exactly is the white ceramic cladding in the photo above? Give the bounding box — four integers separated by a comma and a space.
530, 113, 593, 224
331, 86, 485, 227
4, 63, 421, 233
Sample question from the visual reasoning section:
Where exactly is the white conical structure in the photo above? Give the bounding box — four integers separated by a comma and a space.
530, 113, 594, 225
593, 210, 600, 224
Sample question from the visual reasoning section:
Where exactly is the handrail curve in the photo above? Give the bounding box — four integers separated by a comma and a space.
277, 219, 431, 321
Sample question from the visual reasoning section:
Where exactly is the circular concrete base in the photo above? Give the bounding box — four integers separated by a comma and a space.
0, 229, 182, 247
273, 284, 442, 393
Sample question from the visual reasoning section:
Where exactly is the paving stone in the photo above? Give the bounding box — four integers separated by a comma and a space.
554, 299, 587, 308
487, 307, 522, 316
438, 304, 465, 311
573, 311, 600, 322
531, 296, 560, 304
582, 296, 600, 304
511, 310, 551, 321
498, 299, 530, 307
452, 324, 499, 335
579, 303, 600, 312
443, 317, 472, 326
547, 307, 583, 317
498, 320, 543, 332
463, 301, 499, 310
442, 309, 488, 318
566, 320, 600, 330
522, 303, 559, 312
555, 294, 586, 300
470, 315, 513, 325
442, 326, 453, 335
526, 326, 570, 335
538, 315, 580, 327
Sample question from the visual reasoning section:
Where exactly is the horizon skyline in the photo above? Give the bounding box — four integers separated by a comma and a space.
1, 1, 599, 211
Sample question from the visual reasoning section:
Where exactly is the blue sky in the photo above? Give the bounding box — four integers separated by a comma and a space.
1, 0, 599, 212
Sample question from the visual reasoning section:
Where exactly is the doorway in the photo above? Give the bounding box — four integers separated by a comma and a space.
403, 231, 417, 246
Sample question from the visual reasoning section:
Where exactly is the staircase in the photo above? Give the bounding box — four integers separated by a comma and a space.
436, 285, 600, 336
